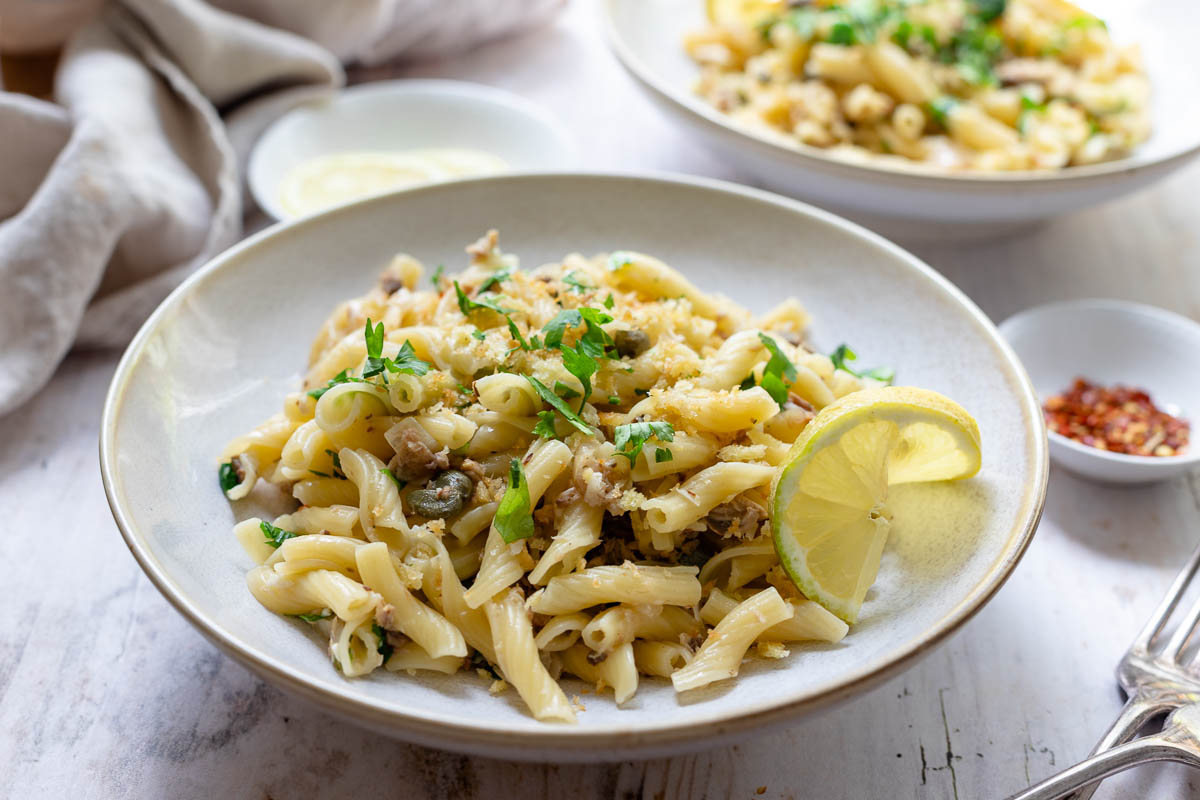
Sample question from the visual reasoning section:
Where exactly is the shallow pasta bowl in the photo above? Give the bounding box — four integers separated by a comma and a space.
602, 0, 1200, 238
100, 172, 1046, 761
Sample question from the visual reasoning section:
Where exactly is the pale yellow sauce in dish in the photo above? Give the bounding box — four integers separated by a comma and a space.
278, 149, 510, 217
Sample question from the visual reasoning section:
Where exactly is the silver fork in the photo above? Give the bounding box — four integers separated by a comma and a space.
1005, 540, 1200, 800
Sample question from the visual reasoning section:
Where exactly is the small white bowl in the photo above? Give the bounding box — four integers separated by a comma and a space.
1000, 299, 1200, 484
248, 80, 577, 220
602, 0, 1200, 238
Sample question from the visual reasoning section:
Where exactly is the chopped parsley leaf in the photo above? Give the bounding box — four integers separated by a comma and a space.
324, 449, 345, 476
380, 467, 406, 490
307, 368, 365, 400
454, 281, 513, 315
218, 462, 238, 493
830, 344, 896, 383
308, 469, 330, 478
559, 343, 598, 408
495, 458, 534, 543
291, 610, 332, 622
431, 264, 444, 287
738, 374, 757, 391
362, 319, 387, 379
477, 267, 513, 294
260, 520, 298, 549
562, 271, 593, 294
655, 447, 674, 463
613, 421, 675, 465
927, 96, 958, 128
471, 329, 486, 341
971, 0, 1005, 23
524, 376, 593, 435
554, 381, 581, 400
506, 317, 534, 351
758, 333, 798, 408
828, 21, 857, 45
533, 410, 559, 439
372, 622, 394, 662
541, 309, 583, 349
360, 319, 431, 383
608, 395, 621, 405
603, 293, 615, 310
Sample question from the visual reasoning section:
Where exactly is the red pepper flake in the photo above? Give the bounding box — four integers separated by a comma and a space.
1043, 378, 1190, 457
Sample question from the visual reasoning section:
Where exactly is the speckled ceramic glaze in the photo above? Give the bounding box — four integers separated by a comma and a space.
602, 0, 1200, 234
100, 173, 1047, 761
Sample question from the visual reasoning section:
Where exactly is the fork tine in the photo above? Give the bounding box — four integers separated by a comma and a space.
1134, 539, 1200, 651
1164, 589, 1200, 662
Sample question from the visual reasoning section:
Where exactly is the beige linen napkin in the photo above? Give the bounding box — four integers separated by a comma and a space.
0, 0, 561, 416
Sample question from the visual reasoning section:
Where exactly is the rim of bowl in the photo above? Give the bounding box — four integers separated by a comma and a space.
1001, 298, 1200, 468
248, 78, 578, 221
600, 0, 1200, 188
99, 170, 1048, 752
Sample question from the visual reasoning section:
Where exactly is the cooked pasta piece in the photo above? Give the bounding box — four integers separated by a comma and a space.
486, 588, 576, 722
528, 565, 701, 616
671, 588, 794, 692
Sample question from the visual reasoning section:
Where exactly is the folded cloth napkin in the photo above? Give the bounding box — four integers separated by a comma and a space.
0, 0, 562, 416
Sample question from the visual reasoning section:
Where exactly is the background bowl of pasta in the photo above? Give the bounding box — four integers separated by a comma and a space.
602, 0, 1200, 237
100, 172, 1046, 760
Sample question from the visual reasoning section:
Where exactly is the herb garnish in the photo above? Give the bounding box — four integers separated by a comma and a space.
218, 462, 238, 493
613, 420, 675, 465
758, 333, 798, 408
562, 271, 593, 294
307, 369, 365, 400
495, 458, 535, 544
322, 449, 347, 480
372, 622, 394, 661
380, 467, 407, 490
830, 344, 896, 383
260, 520, 298, 549
477, 267, 513, 294
290, 610, 332, 622
524, 376, 593, 435
455, 281, 514, 315
533, 410, 559, 439
431, 264, 444, 287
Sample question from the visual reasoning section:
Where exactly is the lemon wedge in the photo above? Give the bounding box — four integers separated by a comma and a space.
706, 0, 786, 27
770, 386, 981, 623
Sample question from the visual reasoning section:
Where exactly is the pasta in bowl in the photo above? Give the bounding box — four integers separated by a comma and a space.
100, 173, 1046, 757
219, 231, 884, 721
603, 0, 1200, 231
687, 0, 1150, 172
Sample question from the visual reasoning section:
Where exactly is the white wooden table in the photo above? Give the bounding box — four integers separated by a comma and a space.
4, 4, 1200, 798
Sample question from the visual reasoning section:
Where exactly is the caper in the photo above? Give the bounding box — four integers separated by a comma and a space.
407, 488, 463, 519
614, 329, 651, 358
431, 469, 473, 501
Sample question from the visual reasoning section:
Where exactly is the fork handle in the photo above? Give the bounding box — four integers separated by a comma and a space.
1067, 692, 1175, 800
1004, 735, 1200, 800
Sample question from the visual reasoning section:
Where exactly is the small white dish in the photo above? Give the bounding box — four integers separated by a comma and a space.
101, 172, 1046, 760
248, 80, 577, 220
1000, 299, 1200, 484
602, 0, 1200, 238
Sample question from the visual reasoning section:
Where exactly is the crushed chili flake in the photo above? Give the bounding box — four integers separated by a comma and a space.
1043, 378, 1190, 457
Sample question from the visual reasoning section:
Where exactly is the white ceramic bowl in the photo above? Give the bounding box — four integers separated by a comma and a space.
248, 80, 577, 220
1000, 299, 1200, 484
602, 0, 1200, 237
100, 173, 1046, 761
